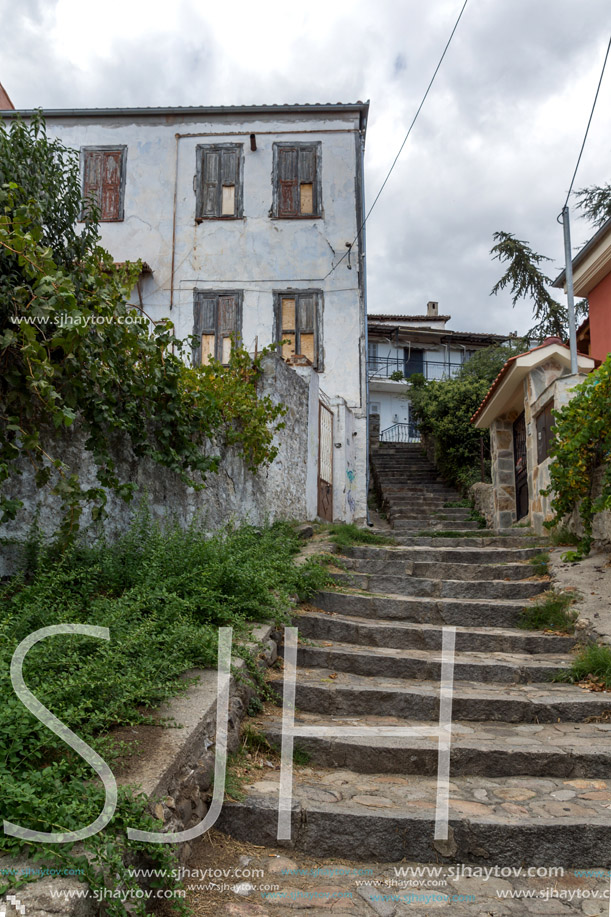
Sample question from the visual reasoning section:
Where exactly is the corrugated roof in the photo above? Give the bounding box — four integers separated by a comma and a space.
1, 102, 369, 119
368, 314, 451, 322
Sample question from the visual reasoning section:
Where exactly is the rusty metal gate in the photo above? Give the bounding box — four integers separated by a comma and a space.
318, 403, 333, 521
513, 411, 529, 520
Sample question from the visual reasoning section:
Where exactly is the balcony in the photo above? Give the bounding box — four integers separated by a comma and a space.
367, 356, 464, 382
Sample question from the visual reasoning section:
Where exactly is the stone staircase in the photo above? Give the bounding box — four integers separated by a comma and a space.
218, 521, 611, 868
370, 442, 480, 533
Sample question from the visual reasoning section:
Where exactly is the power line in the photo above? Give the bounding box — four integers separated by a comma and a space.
562, 34, 611, 211
324, 0, 470, 281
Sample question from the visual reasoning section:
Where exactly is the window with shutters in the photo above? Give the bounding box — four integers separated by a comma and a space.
274, 291, 323, 370
192, 291, 242, 365
272, 143, 322, 218
536, 400, 555, 464
80, 147, 127, 221
195, 144, 243, 220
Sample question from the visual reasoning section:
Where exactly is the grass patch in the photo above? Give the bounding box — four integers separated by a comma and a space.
518, 590, 578, 633
548, 526, 581, 547
443, 499, 471, 508
529, 552, 550, 577
553, 644, 611, 690
0, 514, 328, 912
327, 523, 395, 549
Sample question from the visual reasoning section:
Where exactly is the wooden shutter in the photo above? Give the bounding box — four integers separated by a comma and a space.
218, 295, 239, 363
298, 294, 316, 364
193, 295, 217, 365
220, 148, 238, 216
299, 147, 316, 214
200, 150, 220, 218
100, 151, 123, 220
278, 148, 298, 216
83, 151, 103, 216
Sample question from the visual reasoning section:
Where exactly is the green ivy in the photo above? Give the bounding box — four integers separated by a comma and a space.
544, 355, 611, 557
0, 115, 285, 544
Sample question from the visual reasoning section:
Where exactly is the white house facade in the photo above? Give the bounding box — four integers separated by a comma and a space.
368, 304, 507, 441
9, 102, 369, 522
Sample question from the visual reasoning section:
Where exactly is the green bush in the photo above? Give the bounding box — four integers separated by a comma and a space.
408, 342, 527, 493
0, 516, 327, 912
554, 643, 611, 689
544, 355, 611, 557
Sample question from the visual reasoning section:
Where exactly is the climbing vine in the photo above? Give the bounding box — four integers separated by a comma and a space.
545, 355, 611, 556
0, 115, 285, 543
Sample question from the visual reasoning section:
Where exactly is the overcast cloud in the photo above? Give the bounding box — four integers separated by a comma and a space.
1, 0, 609, 335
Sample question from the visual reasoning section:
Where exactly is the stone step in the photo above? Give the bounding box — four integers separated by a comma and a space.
295, 608, 576, 655
391, 521, 483, 532
315, 590, 528, 628
268, 667, 611, 723
257, 712, 611, 778
339, 556, 546, 582
392, 534, 548, 547
287, 640, 571, 684
345, 544, 545, 562
218, 770, 611, 865
330, 572, 546, 600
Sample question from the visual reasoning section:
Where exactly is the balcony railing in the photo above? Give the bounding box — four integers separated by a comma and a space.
380, 422, 420, 443
368, 356, 464, 382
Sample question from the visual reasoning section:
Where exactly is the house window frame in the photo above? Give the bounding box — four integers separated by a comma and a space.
273, 289, 323, 371
80, 145, 127, 222
195, 143, 244, 221
192, 290, 243, 366
536, 400, 555, 465
272, 142, 322, 219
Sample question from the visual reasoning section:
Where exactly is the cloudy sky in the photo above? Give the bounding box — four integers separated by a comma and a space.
1, 0, 609, 334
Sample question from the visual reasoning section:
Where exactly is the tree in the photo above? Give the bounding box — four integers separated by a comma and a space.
490, 183, 611, 341
0, 115, 285, 542
409, 341, 527, 492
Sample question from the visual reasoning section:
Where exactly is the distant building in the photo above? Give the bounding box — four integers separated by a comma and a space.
367, 302, 506, 441
553, 216, 611, 364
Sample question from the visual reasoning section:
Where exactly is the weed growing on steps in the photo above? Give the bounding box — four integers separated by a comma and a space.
518, 590, 578, 633
0, 515, 329, 914
549, 526, 581, 547
326, 523, 395, 549
553, 644, 611, 690
442, 499, 471, 508
529, 552, 551, 577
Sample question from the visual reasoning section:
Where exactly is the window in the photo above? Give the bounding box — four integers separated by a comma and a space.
536, 400, 555, 464
272, 143, 321, 218
193, 291, 242, 365
81, 147, 127, 221
195, 144, 243, 220
404, 348, 424, 378
274, 291, 323, 370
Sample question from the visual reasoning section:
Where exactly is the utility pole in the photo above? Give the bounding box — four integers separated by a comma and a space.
560, 205, 579, 375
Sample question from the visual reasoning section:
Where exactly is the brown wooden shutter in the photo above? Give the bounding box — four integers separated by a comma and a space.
218, 295, 238, 363
220, 149, 238, 216
194, 296, 217, 365
278, 148, 298, 216
100, 151, 123, 220
299, 147, 316, 215
297, 294, 316, 364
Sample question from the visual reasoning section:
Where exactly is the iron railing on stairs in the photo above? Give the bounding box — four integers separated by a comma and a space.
380, 422, 420, 443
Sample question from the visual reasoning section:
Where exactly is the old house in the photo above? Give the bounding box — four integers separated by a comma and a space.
553, 215, 611, 363
472, 338, 595, 533
3, 101, 370, 523
367, 303, 506, 440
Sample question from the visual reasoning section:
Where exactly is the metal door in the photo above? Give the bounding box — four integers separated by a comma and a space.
318, 403, 333, 521
513, 412, 529, 520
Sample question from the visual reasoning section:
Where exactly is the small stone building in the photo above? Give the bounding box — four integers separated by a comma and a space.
472, 338, 595, 533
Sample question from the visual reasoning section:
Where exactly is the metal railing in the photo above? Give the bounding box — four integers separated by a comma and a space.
367, 356, 464, 382
380, 422, 420, 443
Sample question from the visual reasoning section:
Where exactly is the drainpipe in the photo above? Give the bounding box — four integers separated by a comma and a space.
359, 128, 372, 526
